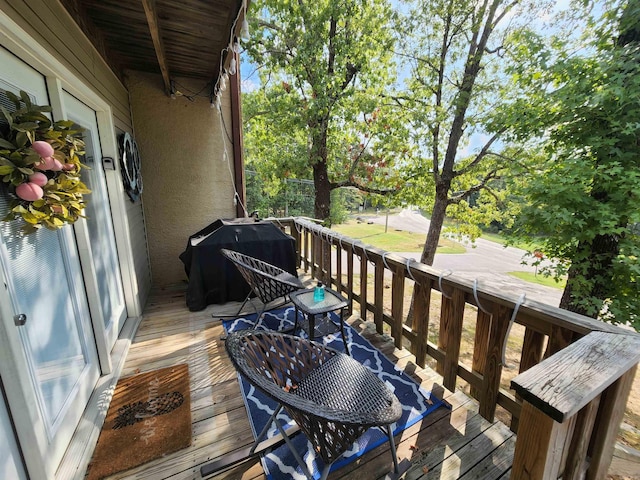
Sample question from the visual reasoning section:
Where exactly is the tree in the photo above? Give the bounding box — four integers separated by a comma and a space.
395, 0, 535, 265
507, 0, 640, 329
243, 0, 405, 221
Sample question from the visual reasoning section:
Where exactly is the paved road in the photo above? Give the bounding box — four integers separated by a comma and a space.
361, 209, 563, 306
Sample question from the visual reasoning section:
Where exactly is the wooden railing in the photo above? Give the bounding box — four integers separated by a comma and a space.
270, 217, 640, 479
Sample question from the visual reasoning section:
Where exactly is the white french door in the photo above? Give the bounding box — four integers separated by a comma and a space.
0, 47, 100, 478
63, 92, 127, 351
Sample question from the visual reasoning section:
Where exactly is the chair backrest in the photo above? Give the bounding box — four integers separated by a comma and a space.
220, 248, 301, 304
225, 330, 337, 403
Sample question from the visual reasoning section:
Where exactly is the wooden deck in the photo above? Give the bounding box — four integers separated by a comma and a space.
105, 284, 516, 480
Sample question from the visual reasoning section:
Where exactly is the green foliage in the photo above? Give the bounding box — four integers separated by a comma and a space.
329, 187, 363, 225
0, 91, 90, 233
505, 0, 640, 329
243, 0, 404, 219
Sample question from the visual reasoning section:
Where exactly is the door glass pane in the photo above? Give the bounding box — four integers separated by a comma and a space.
0, 88, 90, 431
77, 118, 124, 330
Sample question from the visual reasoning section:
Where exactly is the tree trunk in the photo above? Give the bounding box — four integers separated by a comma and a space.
421, 184, 450, 266
310, 118, 331, 221
313, 160, 331, 220
560, 232, 620, 318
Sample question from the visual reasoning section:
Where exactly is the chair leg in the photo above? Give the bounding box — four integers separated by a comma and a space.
319, 463, 332, 480
386, 424, 399, 473
251, 304, 267, 330
250, 405, 283, 454
274, 415, 314, 479
235, 292, 253, 316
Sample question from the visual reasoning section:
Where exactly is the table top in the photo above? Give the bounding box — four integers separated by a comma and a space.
290, 287, 348, 315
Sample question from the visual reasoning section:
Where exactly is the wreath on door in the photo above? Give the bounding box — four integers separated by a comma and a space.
0, 90, 90, 233
119, 132, 143, 202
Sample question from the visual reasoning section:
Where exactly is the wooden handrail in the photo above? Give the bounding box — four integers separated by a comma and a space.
512, 331, 640, 423
270, 217, 640, 478
511, 332, 640, 479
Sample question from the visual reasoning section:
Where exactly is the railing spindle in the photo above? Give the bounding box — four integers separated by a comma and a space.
359, 251, 368, 322
373, 259, 384, 335
439, 288, 465, 390
390, 263, 405, 349
512, 328, 546, 431
335, 241, 343, 295
546, 325, 575, 358
479, 304, 511, 422
411, 278, 432, 368
346, 243, 354, 315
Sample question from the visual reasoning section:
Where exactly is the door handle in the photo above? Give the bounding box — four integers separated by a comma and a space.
13, 314, 27, 326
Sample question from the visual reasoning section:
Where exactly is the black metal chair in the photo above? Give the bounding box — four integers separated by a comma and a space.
219, 248, 304, 326
224, 330, 402, 480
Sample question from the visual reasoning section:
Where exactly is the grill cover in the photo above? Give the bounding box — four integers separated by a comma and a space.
179, 219, 297, 311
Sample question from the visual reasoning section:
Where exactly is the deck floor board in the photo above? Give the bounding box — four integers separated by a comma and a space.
106, 285, 514, 480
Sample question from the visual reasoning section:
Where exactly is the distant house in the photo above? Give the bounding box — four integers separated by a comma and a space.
0, 1, 245, 478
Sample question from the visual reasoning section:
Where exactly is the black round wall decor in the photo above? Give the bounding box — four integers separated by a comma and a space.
119, 132, 143, 202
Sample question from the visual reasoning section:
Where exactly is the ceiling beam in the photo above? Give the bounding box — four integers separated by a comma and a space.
141, 0, 171, 94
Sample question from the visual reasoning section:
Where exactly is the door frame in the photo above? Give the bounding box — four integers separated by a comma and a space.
56, 85, 129, 366
0, 10, 144, 479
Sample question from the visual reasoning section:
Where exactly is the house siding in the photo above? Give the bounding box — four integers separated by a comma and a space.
126, 70, 237, 287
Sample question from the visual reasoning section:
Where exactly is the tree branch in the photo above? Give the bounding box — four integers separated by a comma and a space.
448, 168, 501, 204
455, 128, 506, 176
330, 179, 398, 195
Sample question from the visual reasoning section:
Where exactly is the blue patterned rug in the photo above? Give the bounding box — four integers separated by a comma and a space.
223, 306, 448, 480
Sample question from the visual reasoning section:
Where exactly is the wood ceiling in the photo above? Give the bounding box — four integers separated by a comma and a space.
61, 0, 244, 94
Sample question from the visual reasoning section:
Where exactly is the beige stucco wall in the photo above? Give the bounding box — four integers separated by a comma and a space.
127, 71, 237, 287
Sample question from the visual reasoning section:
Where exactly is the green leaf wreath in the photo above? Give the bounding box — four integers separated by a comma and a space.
0, 90, 90, 233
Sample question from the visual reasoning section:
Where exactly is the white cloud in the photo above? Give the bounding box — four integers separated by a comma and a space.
241, 78, 258, 93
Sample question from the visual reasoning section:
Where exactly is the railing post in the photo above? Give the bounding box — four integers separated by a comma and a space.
512, 400, 575, 479
587, 365, 637, 479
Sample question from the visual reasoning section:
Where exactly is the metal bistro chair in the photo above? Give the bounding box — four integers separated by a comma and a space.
225, 330, 402, 480
220, 248, 304, 327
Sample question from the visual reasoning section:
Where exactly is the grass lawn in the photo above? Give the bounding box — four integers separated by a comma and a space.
507, 271, 566, 289
331, 221, 465, 254
480, 231, 539, 251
